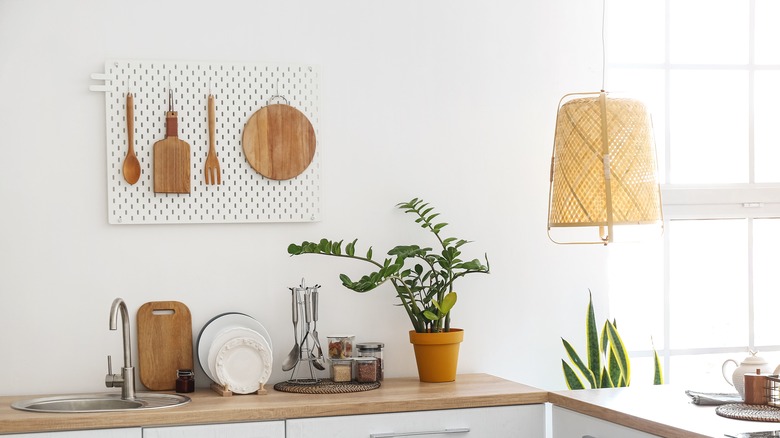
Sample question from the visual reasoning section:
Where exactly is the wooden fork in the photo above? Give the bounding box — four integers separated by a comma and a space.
204, 94, 221, 185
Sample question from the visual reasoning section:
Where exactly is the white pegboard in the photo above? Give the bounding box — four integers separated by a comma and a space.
98, 60, 321, 224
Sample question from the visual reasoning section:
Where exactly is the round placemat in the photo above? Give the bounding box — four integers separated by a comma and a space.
274, 378, 380, 394
716, 403, 780, 422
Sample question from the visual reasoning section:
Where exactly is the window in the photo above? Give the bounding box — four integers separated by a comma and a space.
605, 0, 780, 389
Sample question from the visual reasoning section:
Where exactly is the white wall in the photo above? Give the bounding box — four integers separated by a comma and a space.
0, 0, 610, 396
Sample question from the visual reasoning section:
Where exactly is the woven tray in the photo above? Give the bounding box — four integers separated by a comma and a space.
716, 404, 780, 422
274, 378, 380, 394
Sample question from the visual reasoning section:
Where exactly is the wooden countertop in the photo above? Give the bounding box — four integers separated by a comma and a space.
0, 374, 547, 435
551, 385, 780, 438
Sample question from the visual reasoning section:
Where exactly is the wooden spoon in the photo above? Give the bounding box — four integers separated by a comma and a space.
122, 93, 141, 185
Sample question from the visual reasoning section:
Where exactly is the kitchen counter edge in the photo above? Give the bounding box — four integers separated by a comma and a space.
0, 374, 547, 435
550, 385, 780, 438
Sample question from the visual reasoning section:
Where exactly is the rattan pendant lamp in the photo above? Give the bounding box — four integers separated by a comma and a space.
546, 3, 662, 245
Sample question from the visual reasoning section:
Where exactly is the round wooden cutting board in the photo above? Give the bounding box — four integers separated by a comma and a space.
242, 103, 316, 180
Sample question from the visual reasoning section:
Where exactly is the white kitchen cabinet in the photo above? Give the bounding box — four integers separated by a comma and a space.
552, 406, 659, 438
3, 428, 141, 437
142, 421, 284, 438
287, 405, 545, 438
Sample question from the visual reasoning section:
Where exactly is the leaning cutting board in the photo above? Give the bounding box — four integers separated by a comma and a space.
242, 103, 316, 181
137, 301, 193, 390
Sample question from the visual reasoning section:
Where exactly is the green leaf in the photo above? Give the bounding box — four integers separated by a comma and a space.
586, 292, 601, 384
433, 222, 449, 232
318, 238, 331, 253
440, 292, 457, 314
332, 240, 342, 255
287, 243, 303, 255
385, 263, 401, 276
653, 350, 664, 385
423, 310, 439, 321
339, 274, 353, 287
562, 338, 597, 388
652, 338, 664, 385
605, 320, 631, 386
367, 247, 373, 260
346, 239, 356, 257
456, 260, 487, 271
599, 368, 614, 388
606, 341, 622, 387
562, 360, 585, 390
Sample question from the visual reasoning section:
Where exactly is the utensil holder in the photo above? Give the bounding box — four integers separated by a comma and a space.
286, 282, 322, 384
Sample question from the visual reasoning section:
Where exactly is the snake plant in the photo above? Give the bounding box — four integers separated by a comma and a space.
561, 291, 664, 389
287, 198, 490, 333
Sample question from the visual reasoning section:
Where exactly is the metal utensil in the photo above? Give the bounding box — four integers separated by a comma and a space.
303, 288, 325, 370
122, 93, 141, 185
204, 94, 221, 184
281, 288, 300, 371
311, 286, 325, 365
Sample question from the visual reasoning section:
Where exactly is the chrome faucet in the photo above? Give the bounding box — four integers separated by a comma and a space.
105, 298, 136, 400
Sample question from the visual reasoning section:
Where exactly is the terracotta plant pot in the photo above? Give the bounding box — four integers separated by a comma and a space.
408, 328, 464, 383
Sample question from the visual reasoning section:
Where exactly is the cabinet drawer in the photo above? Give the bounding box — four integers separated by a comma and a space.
552, 406, 659, 438
287, 405, 545, 438
4, 429, 141, 437
142, 421, 284, 438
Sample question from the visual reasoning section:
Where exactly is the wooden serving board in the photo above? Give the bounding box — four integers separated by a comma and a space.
242, 103, 316, 181
137, 301, 193, 390
153, 111, 191, 193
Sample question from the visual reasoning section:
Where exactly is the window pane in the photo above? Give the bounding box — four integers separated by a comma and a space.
755, 0, 780, 64
607, 0, 665, 64
608, 240, 664, 350
753, 219, 780, 346
754, 71, 780, 183
669, 220, 747, 349
670, 0, 749, 65
607, 68, 666, 182
629, 356, 663, 387
669, 70, 749, 183
670, 353, 743, 390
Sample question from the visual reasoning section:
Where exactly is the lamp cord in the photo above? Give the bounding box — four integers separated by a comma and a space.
601, 0, 607, 92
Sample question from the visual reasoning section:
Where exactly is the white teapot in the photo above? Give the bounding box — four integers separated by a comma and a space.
722, 351, 773, 399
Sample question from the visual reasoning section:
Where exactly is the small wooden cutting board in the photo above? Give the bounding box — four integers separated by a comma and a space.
136, 301, 193, 390
153, 111, 191, 193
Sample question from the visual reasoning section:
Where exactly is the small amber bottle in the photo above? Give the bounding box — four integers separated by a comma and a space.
176, 369, 195, 393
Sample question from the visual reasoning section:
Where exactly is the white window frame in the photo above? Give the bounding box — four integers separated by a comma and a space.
608, 0, 780, 382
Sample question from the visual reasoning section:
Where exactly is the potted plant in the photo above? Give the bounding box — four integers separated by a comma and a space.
287, 198, 490, 382
561, 291, 663, 389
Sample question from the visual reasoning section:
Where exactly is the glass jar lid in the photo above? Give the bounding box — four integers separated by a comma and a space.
356, 342, 384, 350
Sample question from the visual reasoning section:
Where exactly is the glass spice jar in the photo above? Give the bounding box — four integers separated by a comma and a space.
175, 369, 194, 393
356, 342, 384, 380
331, 358, 353, 382
355, 357, 378, 383
327, 335, 355, 359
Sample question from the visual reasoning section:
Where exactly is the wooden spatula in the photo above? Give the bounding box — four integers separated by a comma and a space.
154, 89, 191, 194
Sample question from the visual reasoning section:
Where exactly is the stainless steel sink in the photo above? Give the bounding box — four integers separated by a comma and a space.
11, 393, 190, 413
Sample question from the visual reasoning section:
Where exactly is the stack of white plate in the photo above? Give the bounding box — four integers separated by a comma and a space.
197, 313, 273, 394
